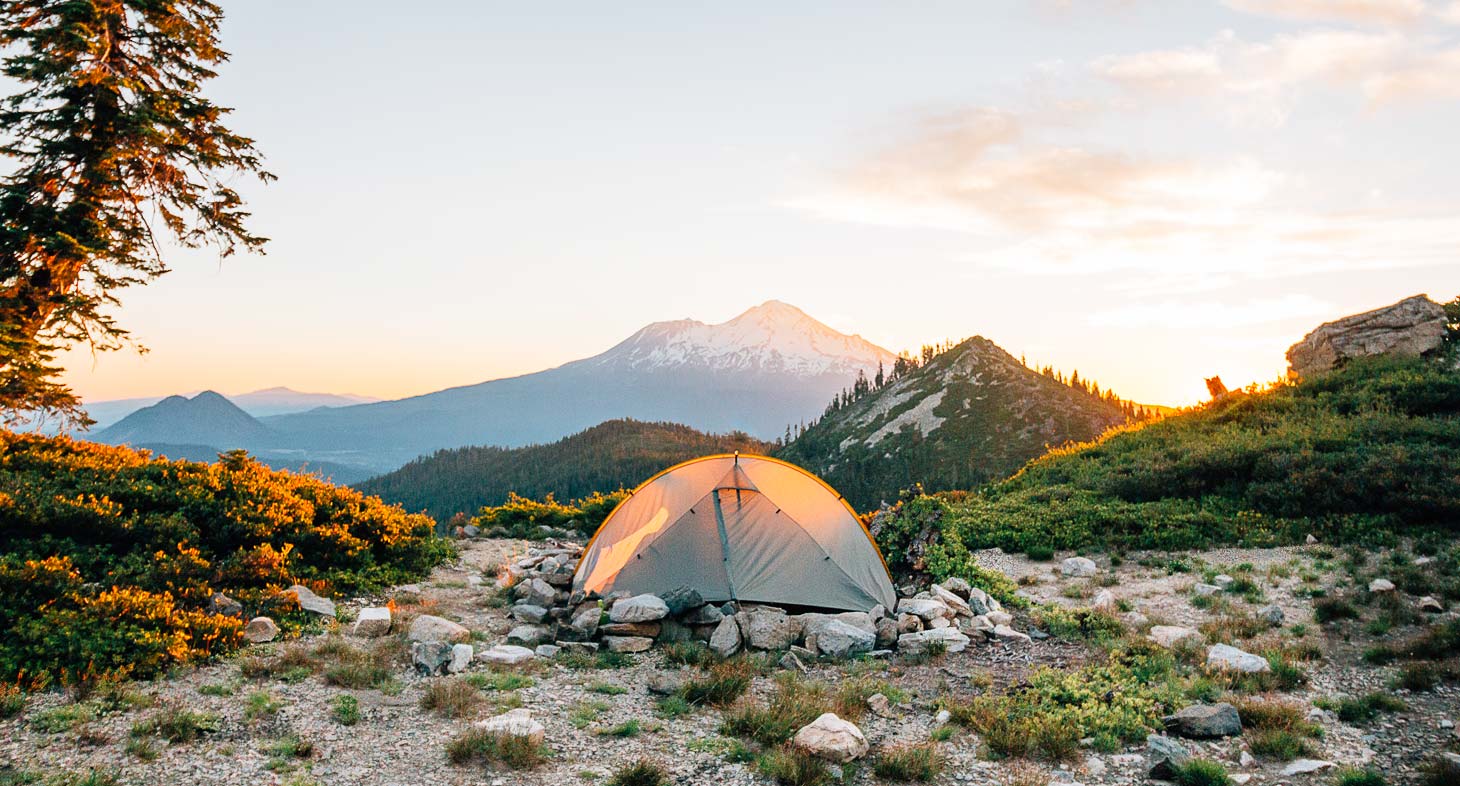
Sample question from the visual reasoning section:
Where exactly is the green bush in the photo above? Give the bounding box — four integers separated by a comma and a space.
470, 490, 628, 539
1333, 768, 1386, 786
1170, 759, 1232, 786
872, 743, 945, 782
0, 433, 452, 686
606, 758, 670, 786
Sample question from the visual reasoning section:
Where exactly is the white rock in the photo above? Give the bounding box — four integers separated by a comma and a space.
897, 627, 970, 654
1240, 751, 1256, 768
244, 616, 279, 643
352, 606, 391, 638
934, 709, 952, 725
896, 597, 952, 621
408, 614, 470, 643
709, 615, 742, 657
603, 635, 653, 653
287, 584, 336, 617
867, 693, 894, 718
791, 713, 868, 762
506, 625, 550, 646
1419, 596, 1445, 613
1149, 626, 1202, 649
448, 643, 473, 673
1193, 583, 1221, 597
608, 593, 669, 623
807, 618, 874, 658
1306, 534, 1319, 544
992, 624, 1031, 643
1368, 578, 1396, 593
1207, 643, 1271, 673
474, 708, 545, 745
534, 644, 560, 658
478, 644, 535, 666
1213, 574, 1235, 589
1281, 759, 1335, 776
1092, 590, 1118, 612
1061, 557, 1098, 577
987, 611, 1013, 626
930, 585, 972, 616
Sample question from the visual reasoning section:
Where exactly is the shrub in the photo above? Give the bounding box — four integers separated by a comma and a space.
0, 683, 25, 718
1333, 693, 1405, 724
1036, 606, 1125, 642
330, 694, 360, 725
872, 743, 946, 782
0, 433, 452, 686
600, 719, 642, 737
130, 705, 220, 743
1314, 597, 1361, 624
445, 728, 547, 770
1333, 768, 1386, 786
1025, 545, 1055, 562
662, 641, 716, 667
655, 695, 691, 719
569, 700, 609, 729
588, 681, 627, 695
1247, 728, 1315, 760
420, 679, 482, 719
680, 660, 755, 708
722, 673, 827, 747
756, 745, 832, 786
606, 759, 670, 786
1170, 759, 1232, 786
244, 690, 284, 721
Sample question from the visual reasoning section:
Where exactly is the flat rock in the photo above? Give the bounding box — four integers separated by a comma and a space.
352, 606, 392, 638
1061, 557, 1098, 577
897, 627, 970, 654
600, 621, 661, 637
1420, 596, 1445, 613
603, 635, 653, 653
792, 713, 868, 762
1369, 578, 1396, 593
474, 708, 545, 745
608, 594, 669, 623
510, 603, 549, 624
534, 644, 560, 658
660, 586, 704, 616
1207, 643, 1270, 673
896, 597, 951, 622
930, 584, 971, 616
244, 616, 279, 643
938, 577, 973, 599
478, 644, 536, 666
1281, 759, 1335, 776
1163, 703, 1241, 738
991, 624, 1031, 643
507, 625, 551, 646
681, 604, 724, 625
1149, 625, 1202, 649
1193, 583, 1221, 597
647, 670, 688, 695
287, 584, 336, 617
409, 615, 470, 643
806, 618, 875, 658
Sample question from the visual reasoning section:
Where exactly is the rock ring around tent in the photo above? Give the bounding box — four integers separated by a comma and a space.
572, 454, 896, 612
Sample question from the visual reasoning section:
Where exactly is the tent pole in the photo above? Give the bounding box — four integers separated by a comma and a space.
711, 489, 738, 601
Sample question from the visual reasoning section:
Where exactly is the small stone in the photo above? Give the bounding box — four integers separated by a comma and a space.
1092, 590, 1118, 612
647, 671, 687, 695
556, 641, 599, 656
867, 693, 894, 718
1207, 644, 1271, 673
1240, 751, 1257, 767
510, 603, 549, 624
930, 584, 972, 616
1149, 626, 1202, 649
938, 577, 973, 599
409, 615, 470, 643
992, 624, 1031, 643
244, 616, 279, 643
709, 615, 742, 657
448, 643, 473, 673
681, 604, 724, 625
987, 610, 1013, 626
660, 586, 704, 616
896, 597, 952, 622
600, 621, 662, 637
1212, 574, 1235, 589
1146, 734, 1190, 780
534, 644, 560, 658
1306, 533, 1319, 544
507, 625, 550, 646
1193, 583, 1221, 597
1281, 759, 1335, 776
352, 606, 392, 638
474, 708, 544, 745
1061, 557, 1098, 577
208, 592, 244, 618
609, 594, 670, 623
603, 635, 653, 653
1440, 719, 1455, 730
934, 709, 952, 725
779, 651, 807, 672
287, 584, 336, 617
792, 713, 868, 762
1369, 578, 1396, 593
478, 644, 535, 666
513, 577, 557, 608
1083, 756, 1106, 777
412, 641, 454, 675
1163, 703, 1241, 738
1419, 596, 1445, 613
1257, 605, 1285, 626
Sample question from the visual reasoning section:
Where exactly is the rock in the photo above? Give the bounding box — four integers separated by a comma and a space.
1281, 759, 1335, 776
412, 641, 454, 675
352, 606, 392, 638
1123, 611, 1150, 630
1213, 574, 1235, 589
513, 577, 557, 608
681, 604, 724, 625
1368, 578, 1396, 593
963, 615, 995, 634
507, 625, 551, 646
560, 605, 601, 641
287, 584, 336, 617
965, 587, 996, 616
938, 577, 973, 599
647, 670, 688, 695
930, 585, 971, 616
927, 616, 950, 629
991, 624, 1031, 643
1207, 643, 1270, 673
1092, 590, 1118, 612
874, 617, 899, 648
449, 643, 473, 673
987, 610, 1013, 626
805, 618, 875, 658
656, 618, 694, 643
244, 616, 279, 643
1061, 557, 1098, 578
1286, 294, 1446, 377
1420, 596, 1445, 613
660, 586, 704, 616
1149, 626, 1203, 649
208, 592, 244, 618
1193, 583, 1221, 597
1257, 605, 1285, 626
534, 644, 560, 658
934, 709, 952, 725
603, 635, 654, 653
600, 621, 661, 637
709, 615, 742, 657
792, 713, 868, 762
1240, 751, 1257, 768
896, 597, 951, 621
738, 607, 799, 650
867, 693, 894, 718
897, 613, 923, 634
1084, 756, 1106, 777
609, 594, 670, 624
474, 708, 545, 745
478, 645, 536, 666
1163, 703, 1242, 738
510, 603, 549, 624
1146, 735, 1191, 780
556, 641, 599, 656
779, 651, 807, 672
409, 615, 471, 643
1306, 533, 1319, 544
868, 604, 887, 622
897, 627, 970, 654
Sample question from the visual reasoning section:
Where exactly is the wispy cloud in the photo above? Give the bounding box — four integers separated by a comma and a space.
1087, 294, 1333, 327
1223, 0, 1429, 26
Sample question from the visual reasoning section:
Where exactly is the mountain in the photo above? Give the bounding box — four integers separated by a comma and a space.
93, 391, 275, 448
255, 301, 897, 474
356, 419, 774, 521
776, 336, 1133, 509
64, 387, 379, 431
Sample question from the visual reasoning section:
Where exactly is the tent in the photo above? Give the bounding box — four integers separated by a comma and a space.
572, 454, 896, 612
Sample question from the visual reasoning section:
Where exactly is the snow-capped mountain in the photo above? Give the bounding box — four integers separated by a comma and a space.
92, 302, 898, 477
588, 300, 896, 377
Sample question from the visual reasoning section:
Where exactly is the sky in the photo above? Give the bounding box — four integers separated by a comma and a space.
53, 0, 1460, 406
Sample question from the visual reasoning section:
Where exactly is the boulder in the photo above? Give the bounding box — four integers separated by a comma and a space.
534, 644, 560, 658
208, 592, 244, 618
991, 624, 1031, 643
1092, 590, 1118, 612
1213, 574, 1235, 589
1257, 605, 1285, 626
560, 605, 601, 641
896, 597, 951, 622
477, 644, 535, 666
1061, 557, 1098, 578
660, 586, 704, 616
792, 713, 868, 762
1369, 578, 1396, 594
681, 604, 724, 625
244, 616, 279, 643
412, 641, 455, 675
1286, 294, 1447, 377
1146, 735, 1191, 780
874, 617, 899, 649
1163, 703, 1241, 738
647, 671, 688, 695
474, 708, 545, 745
737, 607, 799, 650
1281, 759, 1336, 776
601, 621, 662, 637
449, 643, 473, 673
806, 618, 875, 658
938, 577, 973, 599
608, 594, 669, 624
1149, 626, 1203, 649
603, 635, 654, 653
896, 613, 923, 634
1193, 583, 1221, 597
513, 577, 558, 608
1207, 644, 1270, 673
352, 606, 392, 638
1420, 596, 1445, 613
510, 603, 550, 624
897, 627, 970, 654
930, 585, 972, 616
409, 615, 471, 643
986, 611, 1013, 626
507, 625, 551, 646
709, 615, 742, 657
287, 584, 336, 618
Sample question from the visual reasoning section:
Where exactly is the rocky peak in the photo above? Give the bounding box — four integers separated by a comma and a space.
1286, 294, 1446, 378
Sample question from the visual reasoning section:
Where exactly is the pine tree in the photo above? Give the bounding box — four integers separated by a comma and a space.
0, 1, 272, 426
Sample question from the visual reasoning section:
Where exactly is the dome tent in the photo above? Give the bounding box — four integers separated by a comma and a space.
572, 454, 895, 612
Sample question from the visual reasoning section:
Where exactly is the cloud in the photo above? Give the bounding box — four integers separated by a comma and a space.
1087, 294, 1334, 328
1223, 0, 1429, 26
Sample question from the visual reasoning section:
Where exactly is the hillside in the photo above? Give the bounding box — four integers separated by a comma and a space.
777, 336, 1134, 509
356, 419, 775, 520
93, 390, 274, 447
932, 353, 1460, 554
0, 430, 451, 685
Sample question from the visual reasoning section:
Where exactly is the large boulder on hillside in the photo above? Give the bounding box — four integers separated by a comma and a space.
1061, 557, 1098, 578
1286, 294, 1447, 377
352, 606, 392, 638
1163, 703, 1242, 738
737, 606, 799, 650
608, 594, 669, 624
805, 618, 875, 658
792, 713, 868, 762
1207, 643, 1270, 673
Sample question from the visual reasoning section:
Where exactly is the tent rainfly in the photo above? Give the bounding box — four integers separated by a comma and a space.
572, 454, 896, 612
